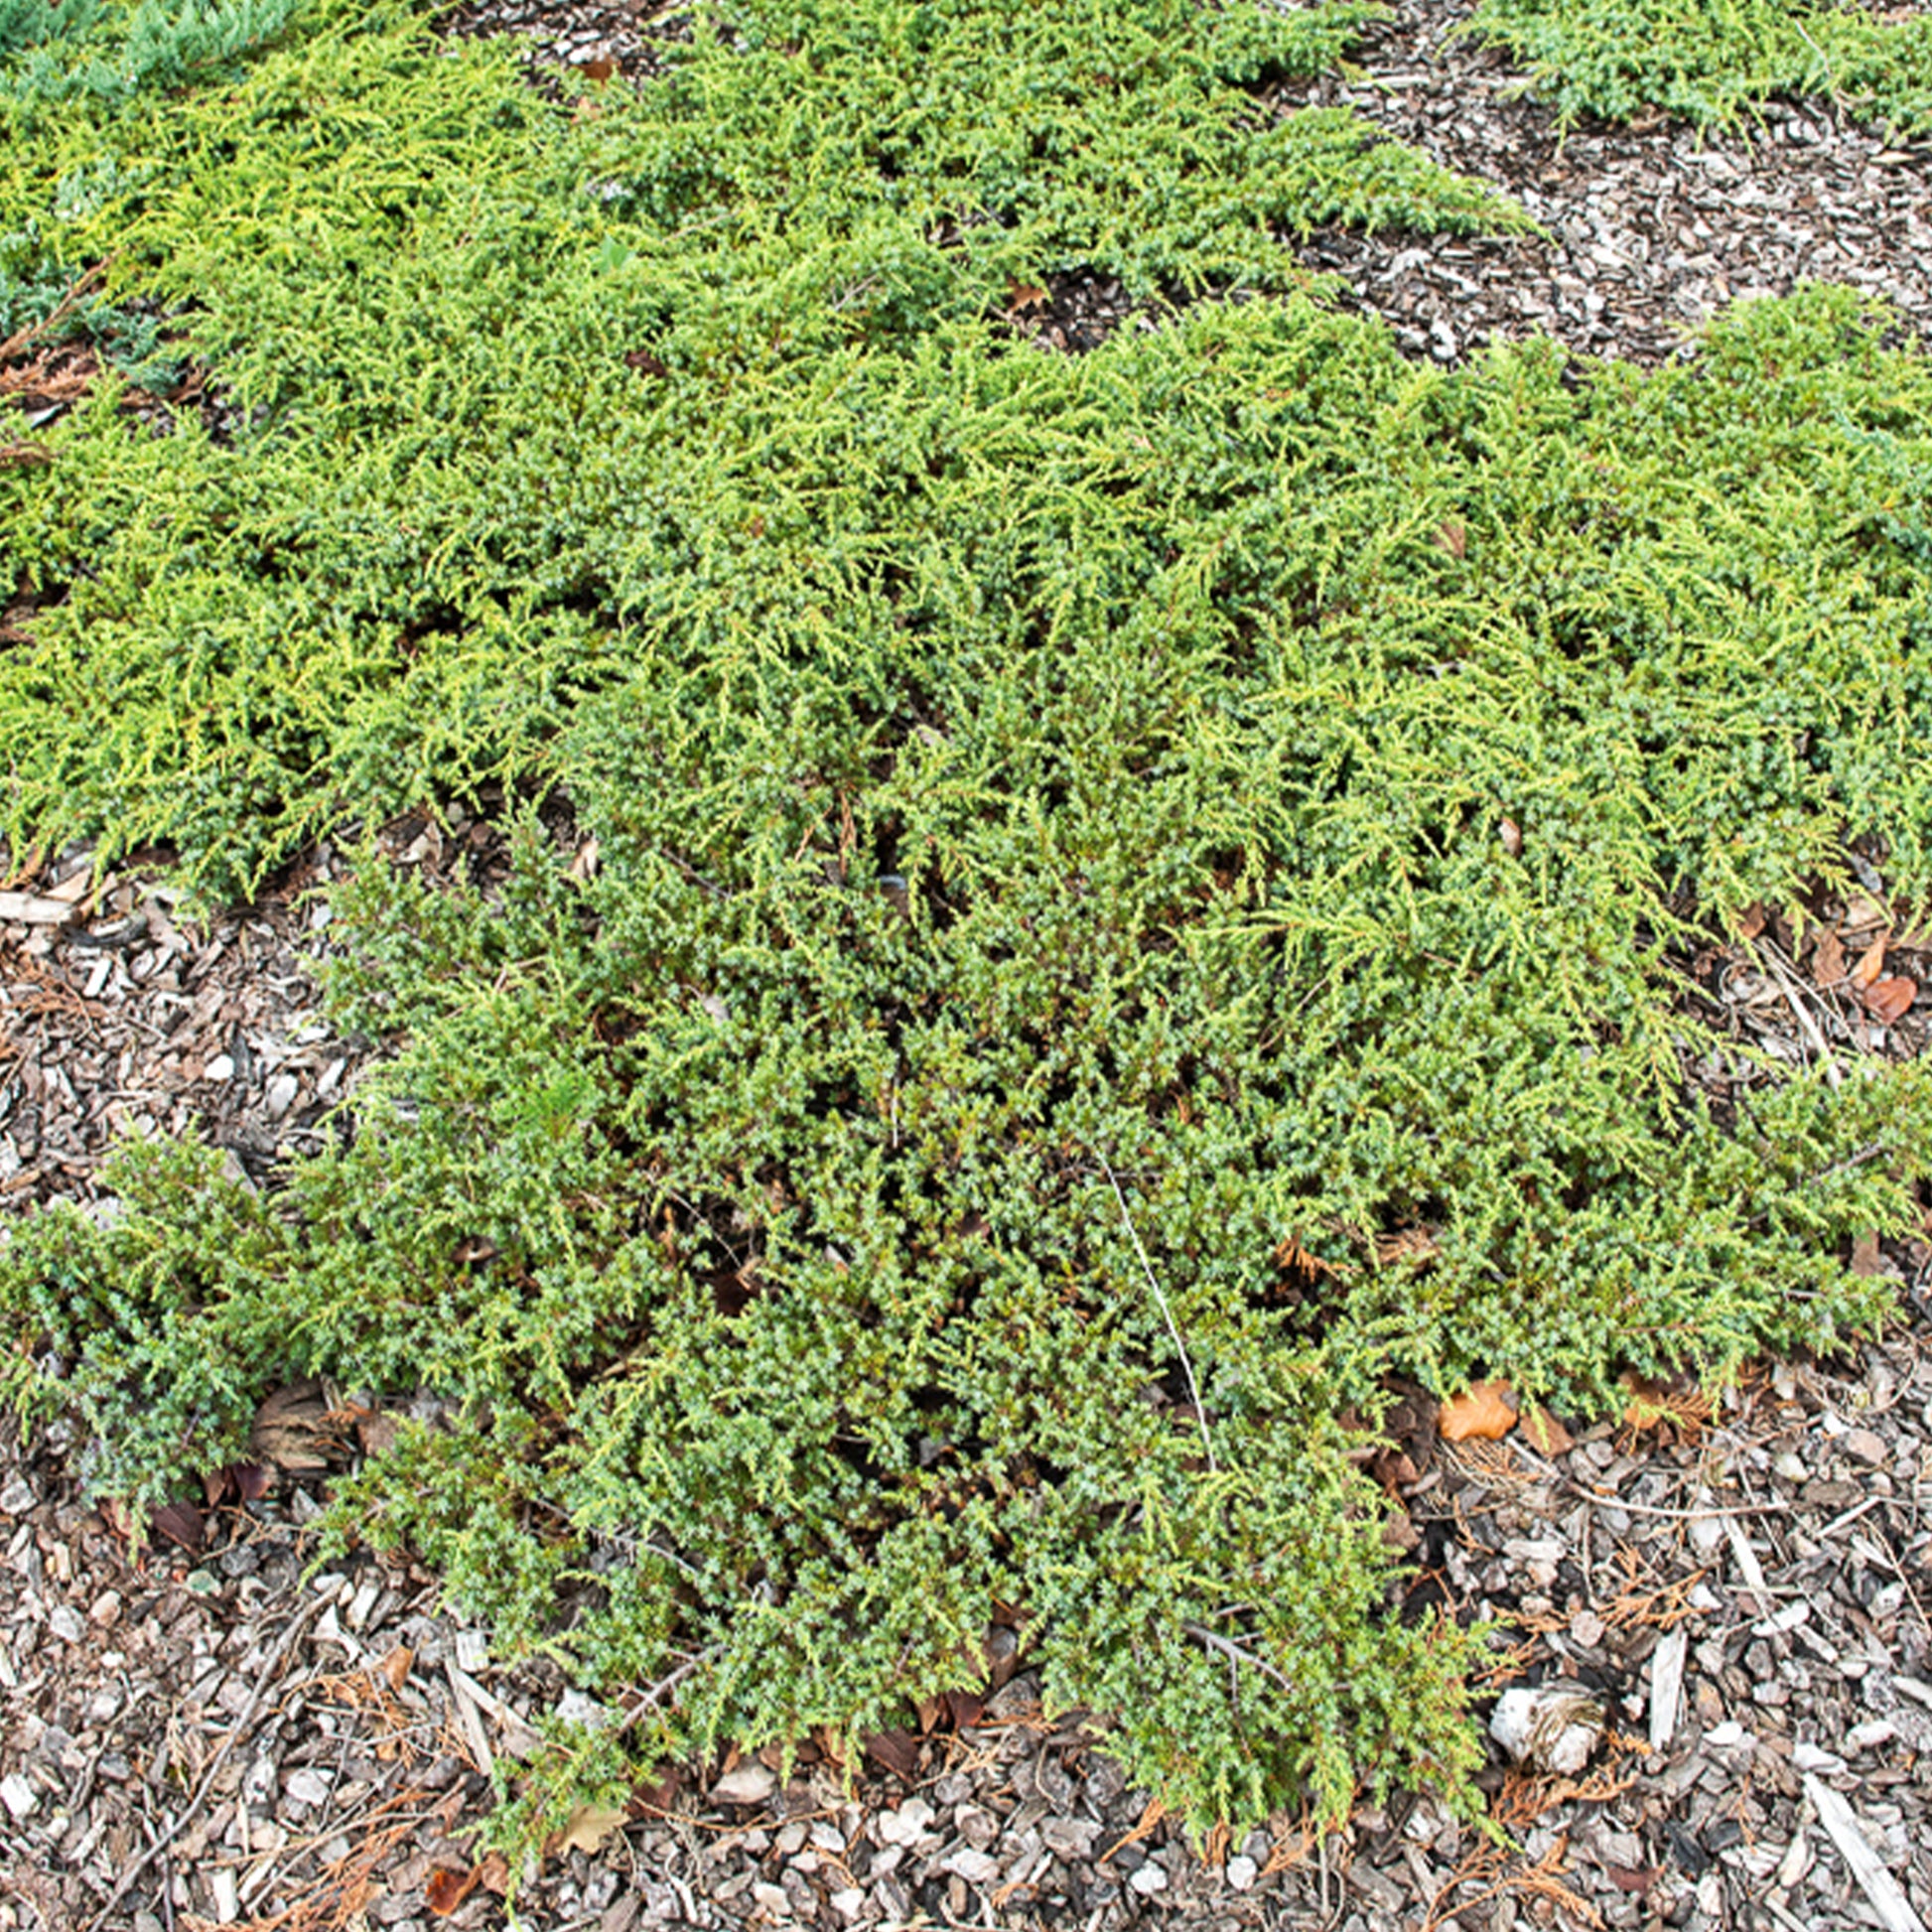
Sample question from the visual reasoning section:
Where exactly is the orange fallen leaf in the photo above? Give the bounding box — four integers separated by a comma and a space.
379, 1645, 413, 1694
1437, 1380, 1518, 1443
426, 1866, 481, 1916
1852, 934, 1888, 991
1735, 902, 1768, 940
1862, 976, 1917, 1025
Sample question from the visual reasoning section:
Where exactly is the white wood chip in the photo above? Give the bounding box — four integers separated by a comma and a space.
444, 1658, 495, 1776
0, 891, 77, 924
1724, 1515, 1768, 1609
1804, 1776, 1927, 1932
1648, 1624, 1688, 1753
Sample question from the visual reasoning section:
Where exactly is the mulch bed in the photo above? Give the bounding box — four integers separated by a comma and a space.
5, 5, 1932, 1928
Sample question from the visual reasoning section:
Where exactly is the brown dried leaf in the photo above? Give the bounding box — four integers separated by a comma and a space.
151, 1500, 206, 1553
627, 1766, 679, 1817
231, 1461, 271, 1501
1812, 927, 1847, 990
548, 1803, 626, 1860
1862, 976, 1917, 1025
1735, 902, 1768, 940
863, 1728, 920, 1780
1437, 1381, 1518, 1443
1498, 817, 1523, 857
379, 1644, 414, 1693
943, 1688, 987, 1730
249, 1381, 334, 1472
1850, 1232, 1887, 1278
425, 1867, 481, 1916
1434, 517, 1467, 560
1517, 1404, 1574, 1457
1005, 283, 1048, 319
1852, 934, 1889, 991
477, 1853, 511, 1896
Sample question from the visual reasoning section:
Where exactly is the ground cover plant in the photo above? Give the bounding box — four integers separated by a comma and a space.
1466, 0, 1932, 134
5, 0, 1932, 1863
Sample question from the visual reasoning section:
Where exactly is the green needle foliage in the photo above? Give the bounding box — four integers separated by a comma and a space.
1466, 0, 1932, 134
4, 0, 1932, 1858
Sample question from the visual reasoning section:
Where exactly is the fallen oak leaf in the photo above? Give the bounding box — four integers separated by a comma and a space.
1437, 1381, 1517, 1443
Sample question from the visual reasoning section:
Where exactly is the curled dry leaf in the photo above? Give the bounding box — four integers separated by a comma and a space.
1862, 976, 1917, 1025
1852, 934, 1888, 991
1498, 817, 1523, 857
1435, 517, 1467, 560
1735, 902, 1768, 940
379, 1644, 414, 1693
1437, 1380, 1518, 1443
425, 1866, 481, 1917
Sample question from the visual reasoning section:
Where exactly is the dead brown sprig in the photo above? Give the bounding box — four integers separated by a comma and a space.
1423, 1830, 1603, 1932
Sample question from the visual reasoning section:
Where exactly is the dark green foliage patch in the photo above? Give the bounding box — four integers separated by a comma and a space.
4, 0, 1932, 1858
